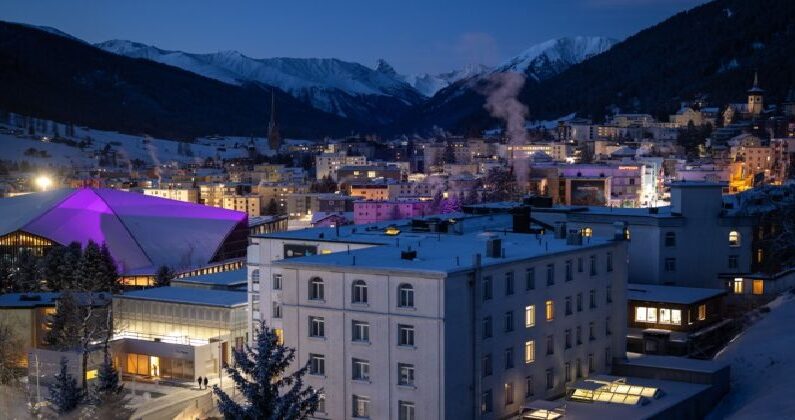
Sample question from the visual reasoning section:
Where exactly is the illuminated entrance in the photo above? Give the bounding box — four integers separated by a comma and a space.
150, 356, 160, 377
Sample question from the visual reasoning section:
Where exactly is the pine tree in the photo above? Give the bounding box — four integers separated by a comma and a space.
76, 241, 105, 291
98, 243, 120, 293
10, 250, 40, 292
47, 357, 83, 414
155, 265, 174, 287
213, 321, 320, 420
44, 291, 82, 350
90, 349, 134, 419
266, 198, 279, 216
0, 257, 12, 293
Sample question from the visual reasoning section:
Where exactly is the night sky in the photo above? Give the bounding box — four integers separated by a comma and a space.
3, 0, 706, 74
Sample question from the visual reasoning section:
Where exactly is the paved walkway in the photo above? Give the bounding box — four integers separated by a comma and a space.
130, 375, 235, 420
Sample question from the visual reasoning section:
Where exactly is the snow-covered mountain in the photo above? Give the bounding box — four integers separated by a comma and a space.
96, 40, 424, 124
374, 60, 489, 97
494, 36, 617, 80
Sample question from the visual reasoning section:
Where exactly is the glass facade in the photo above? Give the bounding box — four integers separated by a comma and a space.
0, 230, 56, 261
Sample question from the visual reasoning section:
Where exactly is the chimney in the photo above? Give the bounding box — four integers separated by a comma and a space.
486, 238, 502, 258
566, 229, 583, 246
554, 222, 567, 239
511, 206, 532, 233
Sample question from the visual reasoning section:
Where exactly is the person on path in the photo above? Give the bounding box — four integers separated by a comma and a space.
203, 377, 208, 390
197, 376, 202, 390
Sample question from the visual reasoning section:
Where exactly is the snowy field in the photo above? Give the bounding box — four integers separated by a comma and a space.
708, 292, 795, 419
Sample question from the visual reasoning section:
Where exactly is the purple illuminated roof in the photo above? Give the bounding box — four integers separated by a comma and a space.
0, 188, 247, 274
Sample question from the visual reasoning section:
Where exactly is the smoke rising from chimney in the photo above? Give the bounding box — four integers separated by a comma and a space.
479, 72, 530, 185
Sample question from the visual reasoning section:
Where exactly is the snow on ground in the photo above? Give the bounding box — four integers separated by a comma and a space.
708, 292, 795, 419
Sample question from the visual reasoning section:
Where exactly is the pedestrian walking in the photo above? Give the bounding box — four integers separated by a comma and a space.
197, 376, 202, 389
203, 377, 208, 390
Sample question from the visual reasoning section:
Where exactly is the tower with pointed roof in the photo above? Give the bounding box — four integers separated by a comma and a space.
267, 89, 281, 151
747, 71, 764, 116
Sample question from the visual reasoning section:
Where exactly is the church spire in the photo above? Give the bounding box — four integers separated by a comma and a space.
267, 88, 281, 151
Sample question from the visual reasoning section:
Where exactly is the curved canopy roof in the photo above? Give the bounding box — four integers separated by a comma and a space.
0, 188, 247, 274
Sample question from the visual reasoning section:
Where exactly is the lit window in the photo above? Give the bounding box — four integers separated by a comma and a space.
729, 231, 741, 247
545, 300, 554, 321
698, 304, 706, 321
634, 307, 658, 323
525, 305, 536, 327
274, 328, 284, 345
753, 279, 764, 295
525, 340, 535, 363
733, 278, 743, 294
582, 227, 593, 237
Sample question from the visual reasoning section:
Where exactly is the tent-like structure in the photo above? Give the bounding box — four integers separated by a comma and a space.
0, 188, 248, 274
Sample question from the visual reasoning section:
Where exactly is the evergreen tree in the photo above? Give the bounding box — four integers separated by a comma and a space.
0, 257, 12, 293
99, 243, 120, 293
47, 357, 83, 414
0, 319, 25, 384
213, 321, 320, 420
155, 265, 174, 287
266, 198, 279, 216
89, 349, 133, 419
10, 250, 40, 292
41, 243, 83, 291
44, 291, 82, 350
75, 241, 118, 292
481, 168, 518, 203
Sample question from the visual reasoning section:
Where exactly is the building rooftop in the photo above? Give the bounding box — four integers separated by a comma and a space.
116, 287, 247, 307
172, 268, 247, 287
627, 284, 726, 305
275, 229, 617, 276
0, 292, 60, 308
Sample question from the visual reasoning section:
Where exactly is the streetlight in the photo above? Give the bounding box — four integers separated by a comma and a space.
34, 175, 53, 191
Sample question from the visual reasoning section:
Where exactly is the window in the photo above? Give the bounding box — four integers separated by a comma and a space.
606, 285, 613, 304
589, 322, 595, 341
589, 255, 597, 276
753, 279, 764, 295
525, 376, 535, 398
398, 401, 415, 420
251, 269, 261, 287
352, 395, 370, 418
352, 280, 368, 304
583, 227, 593, 237
659, 308, 682, 325
605, 317, 612, 335
605, 347, 612, 366
352, 358, 370, 381
505, 382, 514, 406
352, 320, 370, 342
577, 293, 583, 312
546, 264, 555, 286
525, 341, 535, 363
757, 248, 764, 264
271, 273, 281, 290
624, 227, 631, 240
576, 326, 582, 345
565, 260, 573, 281
309, 354, 325, 375
565, 329, 572, 349
505, 271, 515, 295
505, 347, 514, 369
565, 296, 572, 315
516, 269, 531, 294
546, 335, 554, 355
698, 304, 706, 321
665, 232, 676, 247
309, 277, 324, 300
398, 324, 415, 346
565, 362, 572, 382
577, 257, 583, 273
546, 369, 554, 390
481, 354, 493, 377
482, 276, 493, 301
665, 258, 676, 272
729, 255, 739, 269
398, 284, 414, 308
545, 300, 554, 321
634, 307, 658, 323
482, 316, 493, 339
733, 278, 743, 294
318, 393, 326, 413
525, 305, 536, 327
481, 390, 493, 414
309, 316, 325, 337
504, 311, 514, 332
272, 302, 282, 318
588, 353, 595, 372
606, 252, 613, 272
589, 290, 597, 309
398, 363, 415, 386
729, 230, 741, 247
576, 359, 583, 378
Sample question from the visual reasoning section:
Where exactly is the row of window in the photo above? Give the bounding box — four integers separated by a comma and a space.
482, 296, 611, 340
481, 254, 613, 301
309, 355, 416, 388
274, 275, 417, 308
307, 316, 415, 346
480, 347, 611, 414
350, 396, 415, 420
634, 305, 706, 325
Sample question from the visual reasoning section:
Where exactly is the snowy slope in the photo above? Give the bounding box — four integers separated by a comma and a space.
494, 36, 616, 80
708, 293, 795, 419
96, 40, 423, 121
392, 63, 490, 97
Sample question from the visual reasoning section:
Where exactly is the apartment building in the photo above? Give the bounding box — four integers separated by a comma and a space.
316, 152, 367, 180
142, 187, 199, 203
222, 194, 262, 217
248, 213, 628, 419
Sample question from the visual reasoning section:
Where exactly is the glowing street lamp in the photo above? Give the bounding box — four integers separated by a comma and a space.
34, 175, 53, 191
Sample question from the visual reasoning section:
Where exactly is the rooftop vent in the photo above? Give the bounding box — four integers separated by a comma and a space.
554, 222, 567, 239
648, 207, 659, 214
486, 238, 502, 258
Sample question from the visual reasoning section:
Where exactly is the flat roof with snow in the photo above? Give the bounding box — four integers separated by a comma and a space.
172, 268, 247, 287
628, 284, 726, 304
116, 287, 246, 308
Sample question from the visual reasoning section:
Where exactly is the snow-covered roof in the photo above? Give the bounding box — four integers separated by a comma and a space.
172, 268, 247, 287
116, 286, 246, 307
0, 188, 247, 275
0, 292, 60, 308
627, 284, 725, 304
